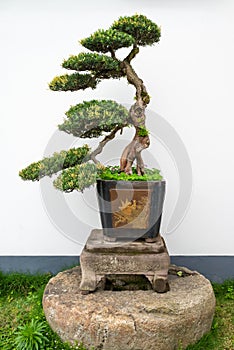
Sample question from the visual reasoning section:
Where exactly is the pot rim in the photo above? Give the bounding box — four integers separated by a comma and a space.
96, 178, 166, 184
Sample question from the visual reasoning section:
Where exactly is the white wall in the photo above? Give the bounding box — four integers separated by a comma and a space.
1, 0, 234, 255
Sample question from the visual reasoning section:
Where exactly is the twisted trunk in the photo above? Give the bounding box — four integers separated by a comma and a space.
120, 132, 149, 175
120, 55, 150, 175
88, 46, 150, 173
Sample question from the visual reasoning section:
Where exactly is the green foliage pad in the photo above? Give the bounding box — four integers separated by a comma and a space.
53, 162, 98, 192
80, 29, 135, 53
111, 14, 161, 46
62, 53, 123, 79
19, 145, 90, 181
59, 100, 129, 138
49, 73, 97, 91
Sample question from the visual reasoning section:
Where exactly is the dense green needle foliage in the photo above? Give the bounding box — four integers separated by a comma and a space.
111, 14, 161, 46
59, 100, 129, 138
80, 28, 135, 53
62, 53, 123, 79
49, 73, 97, 91
19, 145, 90, 181
53, 162, 98, 192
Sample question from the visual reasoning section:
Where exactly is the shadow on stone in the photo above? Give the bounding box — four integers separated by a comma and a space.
103, 274, 152, 291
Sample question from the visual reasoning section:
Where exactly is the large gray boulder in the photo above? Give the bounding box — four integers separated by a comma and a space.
43, 266, 215, 350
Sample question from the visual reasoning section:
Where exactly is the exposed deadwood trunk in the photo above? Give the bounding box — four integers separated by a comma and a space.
120, 132, 150, 175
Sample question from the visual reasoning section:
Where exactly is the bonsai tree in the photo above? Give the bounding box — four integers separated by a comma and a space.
19, 14, 162, 192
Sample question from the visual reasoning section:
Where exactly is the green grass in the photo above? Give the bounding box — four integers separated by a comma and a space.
0, 271, 85, 350
0, 271, 233, 349
185, 280, 234, 350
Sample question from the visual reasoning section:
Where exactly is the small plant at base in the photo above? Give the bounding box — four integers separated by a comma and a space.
14, 319, 49, 350
177, 271, 183, 277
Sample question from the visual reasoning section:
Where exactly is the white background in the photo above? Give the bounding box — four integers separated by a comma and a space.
1, 0, 234, 255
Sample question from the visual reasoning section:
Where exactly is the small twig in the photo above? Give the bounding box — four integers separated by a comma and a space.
109, 47, 117, 60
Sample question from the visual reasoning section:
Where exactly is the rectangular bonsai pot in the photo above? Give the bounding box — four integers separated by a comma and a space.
96, 179, 166, 241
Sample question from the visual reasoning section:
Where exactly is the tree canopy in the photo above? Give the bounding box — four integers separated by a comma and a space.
20, 14, 161, 191
48, 14, 161, 93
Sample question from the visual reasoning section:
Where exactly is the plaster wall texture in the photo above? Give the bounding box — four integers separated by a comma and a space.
1, 0, 234, 256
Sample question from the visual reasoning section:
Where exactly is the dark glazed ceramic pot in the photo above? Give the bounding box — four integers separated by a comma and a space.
96, 179, 166, 241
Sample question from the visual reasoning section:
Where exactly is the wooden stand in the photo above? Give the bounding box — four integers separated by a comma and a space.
79, 229, 170, 293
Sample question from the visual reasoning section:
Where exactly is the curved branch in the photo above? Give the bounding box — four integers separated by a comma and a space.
90, 124, 127, 164
124, 45, 139, 63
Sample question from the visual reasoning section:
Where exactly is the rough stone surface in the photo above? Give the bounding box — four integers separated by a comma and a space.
79, 229, 170, 293
43, 266, 216, 350
85, 229, 166, 253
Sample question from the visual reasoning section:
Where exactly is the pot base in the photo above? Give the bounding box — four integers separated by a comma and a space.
80, 229, 170, 293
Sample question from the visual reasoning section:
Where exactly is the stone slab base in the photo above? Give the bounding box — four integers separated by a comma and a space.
43, 265, 216, 350
80, 229, 170, 293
